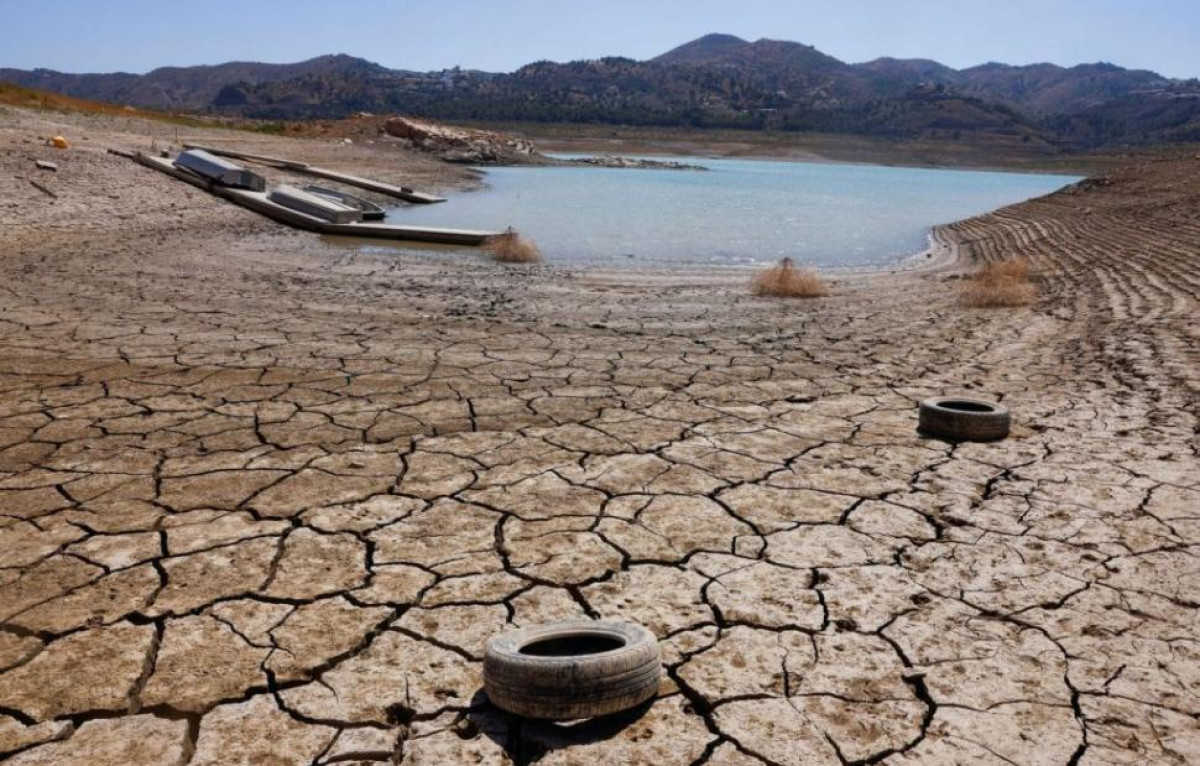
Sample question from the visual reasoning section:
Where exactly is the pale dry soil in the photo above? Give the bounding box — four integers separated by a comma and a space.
0, 107, 1198, 765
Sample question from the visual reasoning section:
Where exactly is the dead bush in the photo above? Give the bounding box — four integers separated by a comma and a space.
487, 230, 541, 264
959, 257, 1037, 307
751, 258, 829, 298
988, 256, 1031, 280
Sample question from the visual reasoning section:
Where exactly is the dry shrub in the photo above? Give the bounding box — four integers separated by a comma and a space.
959, 257, 1037, 307
751, 258, 830, 298
487, 230, 541, 264
988, 256, 1031, 280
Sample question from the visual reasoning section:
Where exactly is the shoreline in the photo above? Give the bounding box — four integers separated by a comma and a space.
542, 148, 1088, 180
546, 144, 1089, 178
388, 157, 1063, 280
487, 122, 1120, 176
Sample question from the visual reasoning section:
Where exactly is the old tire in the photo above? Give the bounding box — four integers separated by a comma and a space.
484, 621, 661, 720
919, 397, 1011, 442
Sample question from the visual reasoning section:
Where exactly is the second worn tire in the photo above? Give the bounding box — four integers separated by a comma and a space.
484, 621, 661, 720
918, 397, 1011, 442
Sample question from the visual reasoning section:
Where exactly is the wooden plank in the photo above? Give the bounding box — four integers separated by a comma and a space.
182, 143, 308, 170
182, 142, 447, 204
295, 166, 447, 204
324, 221, 496, 246
136, 154, 340, 232
29, 180, 57, 198
131, 153, 496, 246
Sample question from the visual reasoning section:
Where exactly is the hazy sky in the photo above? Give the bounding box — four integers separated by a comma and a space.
3, 0, 1199, 78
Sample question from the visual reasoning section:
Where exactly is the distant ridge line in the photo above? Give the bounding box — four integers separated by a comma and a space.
2, 33, 1198, 148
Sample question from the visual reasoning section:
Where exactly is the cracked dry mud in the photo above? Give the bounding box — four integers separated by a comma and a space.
1, 107, 1198, 765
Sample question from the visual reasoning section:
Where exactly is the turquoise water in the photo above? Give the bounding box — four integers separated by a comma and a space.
387, 157, 1079, 268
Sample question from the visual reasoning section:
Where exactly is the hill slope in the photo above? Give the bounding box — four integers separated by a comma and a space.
0, 54, 387, 111
3, 35, 1199, 147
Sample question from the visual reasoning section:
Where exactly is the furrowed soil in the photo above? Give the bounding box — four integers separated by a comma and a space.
0, 105, 1197, 765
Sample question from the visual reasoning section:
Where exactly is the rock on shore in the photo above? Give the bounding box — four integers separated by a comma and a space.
566, 155, 708, 171
381, 117, 707, 170
383, 117, 544, 165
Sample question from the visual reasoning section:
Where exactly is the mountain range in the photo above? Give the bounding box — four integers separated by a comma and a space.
4, 34, 1199, 148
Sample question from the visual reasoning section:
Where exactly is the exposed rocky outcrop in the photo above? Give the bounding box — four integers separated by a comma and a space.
378, 116, 707, 169
383, 116, 545, 165
567, 155, 708, 171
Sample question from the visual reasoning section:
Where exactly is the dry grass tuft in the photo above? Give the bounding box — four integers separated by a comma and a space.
751, 258, 830, 298
959, 257, 1037, 307
487, 230, 542, 264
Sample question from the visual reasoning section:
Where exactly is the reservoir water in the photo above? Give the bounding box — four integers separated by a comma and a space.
387, 157, 1080, 268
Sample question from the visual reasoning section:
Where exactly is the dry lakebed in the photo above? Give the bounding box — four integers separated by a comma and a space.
0, 106, 1197, 765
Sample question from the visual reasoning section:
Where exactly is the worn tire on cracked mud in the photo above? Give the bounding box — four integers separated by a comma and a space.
918, 397, 1011, 442
483, 621, 662, 720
